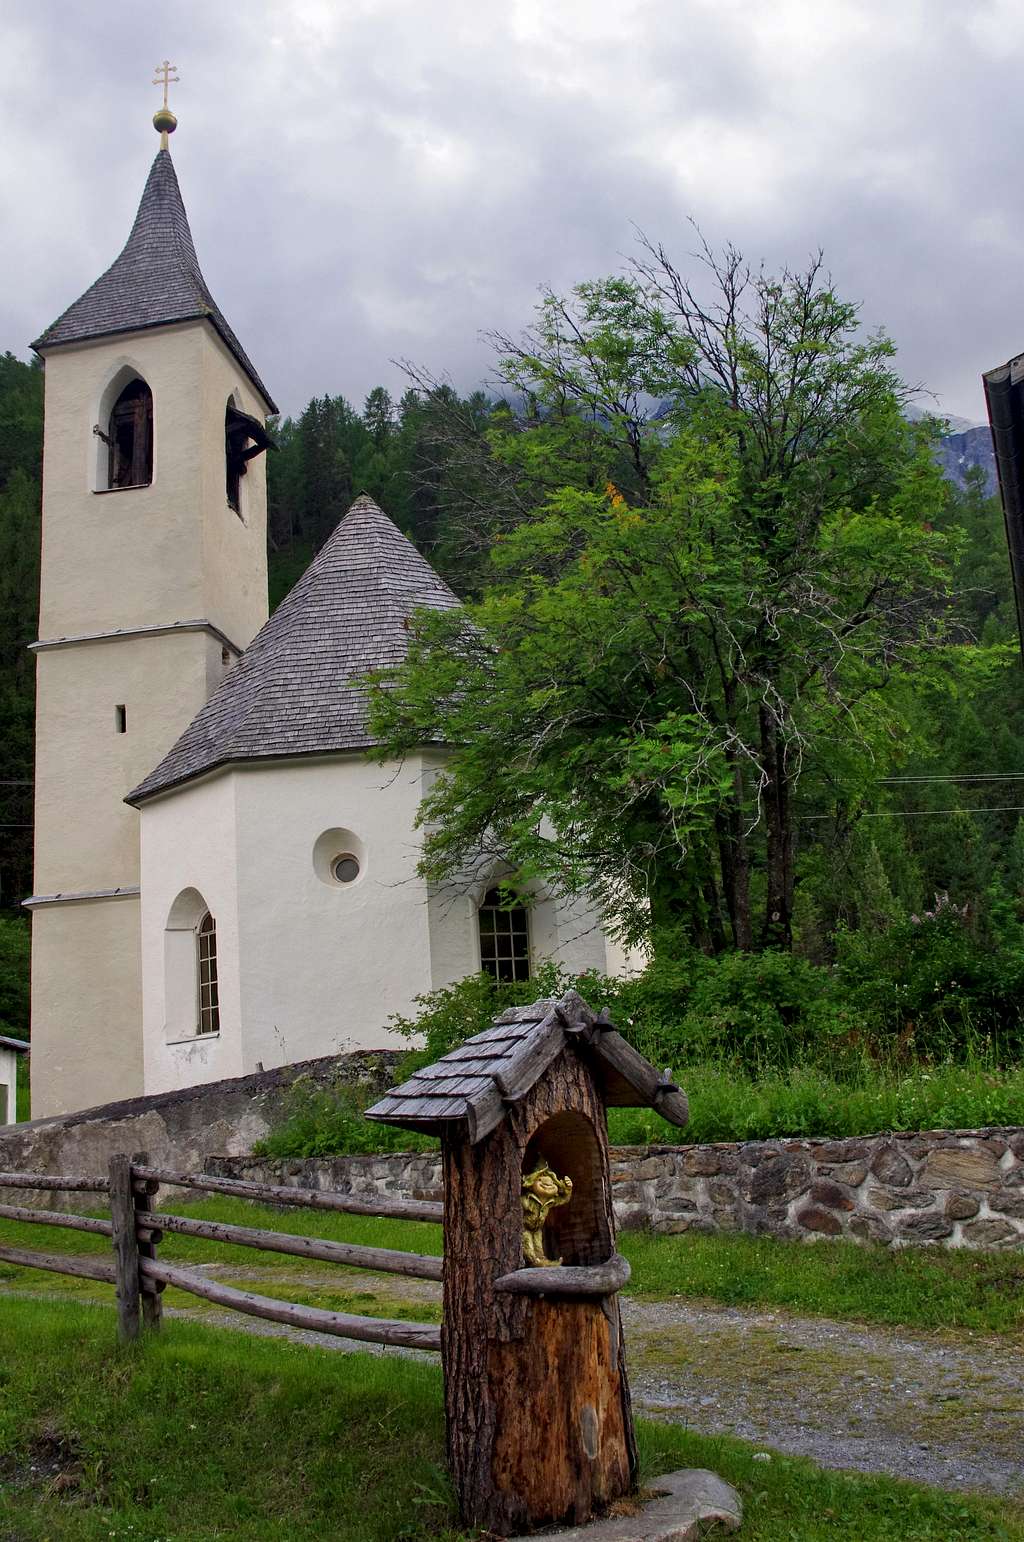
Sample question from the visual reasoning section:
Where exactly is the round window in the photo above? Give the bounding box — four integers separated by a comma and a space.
332, 854, 361, 884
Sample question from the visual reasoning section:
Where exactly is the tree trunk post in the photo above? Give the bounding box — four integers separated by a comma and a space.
441, 1047, 635, 1536
108, 1153, 141, 1343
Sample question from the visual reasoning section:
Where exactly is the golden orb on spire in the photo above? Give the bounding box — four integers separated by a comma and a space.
152, 60, 180, 148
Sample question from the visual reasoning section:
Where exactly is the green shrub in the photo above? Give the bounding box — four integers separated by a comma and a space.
836, 895, 1024, 1061
257, 1055, 1024, 1158
636, 945, 850, 1070
386, 960, 611, 1070
255, 903, 1024, 1159
255, 936, 1024, 1157
253, 1077, 438, 1158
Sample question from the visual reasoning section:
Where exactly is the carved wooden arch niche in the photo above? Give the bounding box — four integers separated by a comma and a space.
523, 1109, 612, 1267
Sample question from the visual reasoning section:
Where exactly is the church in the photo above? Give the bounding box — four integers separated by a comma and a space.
25, 102, 626, 1120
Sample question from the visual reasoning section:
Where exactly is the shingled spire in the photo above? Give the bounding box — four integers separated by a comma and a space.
126, 495, 461, 804
32, 148, 275, 411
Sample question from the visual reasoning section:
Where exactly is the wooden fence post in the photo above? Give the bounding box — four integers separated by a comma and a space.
108, 1153, 140, 1343
131, 1152, 163, 1331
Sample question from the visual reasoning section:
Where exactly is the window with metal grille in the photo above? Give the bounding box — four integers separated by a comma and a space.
106, 378, 153, 488
196, 911, 220, 1035
478, 888, 531, 982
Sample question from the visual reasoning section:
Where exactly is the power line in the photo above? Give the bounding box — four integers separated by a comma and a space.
875, 774, 1024, 785
800, 805, 1024, 823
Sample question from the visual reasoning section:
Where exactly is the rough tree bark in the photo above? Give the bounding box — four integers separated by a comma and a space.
442, 1046, 635, 1536
760, 702, 794, 949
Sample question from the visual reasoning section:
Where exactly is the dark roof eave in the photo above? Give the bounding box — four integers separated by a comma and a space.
32, 313, 278, 415
126, 737, 451, 807
983, 354, 1024, 662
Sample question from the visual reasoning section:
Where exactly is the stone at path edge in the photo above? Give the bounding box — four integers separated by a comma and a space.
508, 1469, 742, 1542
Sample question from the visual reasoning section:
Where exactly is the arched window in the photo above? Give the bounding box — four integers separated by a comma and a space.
225, 398, 273, 515
164, 889, 223, 1043
104, 377, 153, 488
478, 887, 531, 982
196, 912, 220, 1036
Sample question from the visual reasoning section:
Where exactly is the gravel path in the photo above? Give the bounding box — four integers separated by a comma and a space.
623, 1296, 1024, 1498
5, 1268, 1023, 1497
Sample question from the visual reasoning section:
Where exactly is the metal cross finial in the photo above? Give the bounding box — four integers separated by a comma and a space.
152, 61, 180, 146
153, 60, 179, 110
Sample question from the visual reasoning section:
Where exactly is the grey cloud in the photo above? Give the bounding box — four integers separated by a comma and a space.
4, 0, 1024, 424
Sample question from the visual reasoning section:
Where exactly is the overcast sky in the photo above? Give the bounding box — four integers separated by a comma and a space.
3, 0, 1023, 424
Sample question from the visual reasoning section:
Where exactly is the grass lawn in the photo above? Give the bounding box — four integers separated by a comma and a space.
0, 1296, 1021, 1542
1, 1196, 1022, 1336
623, 1227, 1024, 1336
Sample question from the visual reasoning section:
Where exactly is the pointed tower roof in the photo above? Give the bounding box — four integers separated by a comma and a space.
32, 148, 276, 412
127, 496, 461, 805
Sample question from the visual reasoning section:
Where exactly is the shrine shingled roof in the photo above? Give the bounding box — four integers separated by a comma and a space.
32, 148, 276, 412
126, 495, 460, 805
365, 991, 690, 1143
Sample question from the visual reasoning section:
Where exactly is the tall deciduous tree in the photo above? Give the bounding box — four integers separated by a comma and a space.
368, 246, 963, 952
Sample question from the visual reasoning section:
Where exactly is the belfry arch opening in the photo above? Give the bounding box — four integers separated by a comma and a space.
225, 395, 273, 516
95, 372, 153, 490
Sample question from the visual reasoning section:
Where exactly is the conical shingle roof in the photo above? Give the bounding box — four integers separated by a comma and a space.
127, 496, 460, 805
33, 148, 276, 411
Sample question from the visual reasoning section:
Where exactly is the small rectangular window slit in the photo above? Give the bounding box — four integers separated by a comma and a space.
115, 705, 127, 734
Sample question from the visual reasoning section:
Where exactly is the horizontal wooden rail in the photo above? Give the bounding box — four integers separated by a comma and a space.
0, 1202, 112, 1236
0, 1171, 109, 1193
493, 1253, 631, 1298
138, 1258, 441, 1351
132, 1165, 443, 1224
0, 1243, 117, 1284
136, 1210, 443, 1281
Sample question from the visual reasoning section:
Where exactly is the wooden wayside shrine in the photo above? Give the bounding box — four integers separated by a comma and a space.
366, 989, 690, 1537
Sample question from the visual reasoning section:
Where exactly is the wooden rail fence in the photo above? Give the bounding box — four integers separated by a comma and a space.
0, 1155, 442, 1352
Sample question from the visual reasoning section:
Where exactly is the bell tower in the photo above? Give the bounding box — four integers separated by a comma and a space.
27, 79, 276, 1116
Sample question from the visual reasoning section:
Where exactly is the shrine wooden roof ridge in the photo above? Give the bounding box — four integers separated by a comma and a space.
365, 989, 689, 1144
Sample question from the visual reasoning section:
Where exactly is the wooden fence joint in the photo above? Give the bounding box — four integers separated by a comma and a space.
108, 1153, 141, 1343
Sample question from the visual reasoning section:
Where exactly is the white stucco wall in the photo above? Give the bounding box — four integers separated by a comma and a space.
33, 633, 217, 895
139, 754, 434, 1091
0, 1046, 21, 1126
29, 896, 143, 1116
139, 751, 636, 1094
139, 772, 244, 1093
37, 321, 269, 646
233, 756, 437, 1068
31, 320, 271, 1117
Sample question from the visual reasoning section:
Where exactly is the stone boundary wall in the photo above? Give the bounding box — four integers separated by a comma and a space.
0, 1052, 403, 1206
207, 1126, 1024, 1251
3, 1053, 1021, 1249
